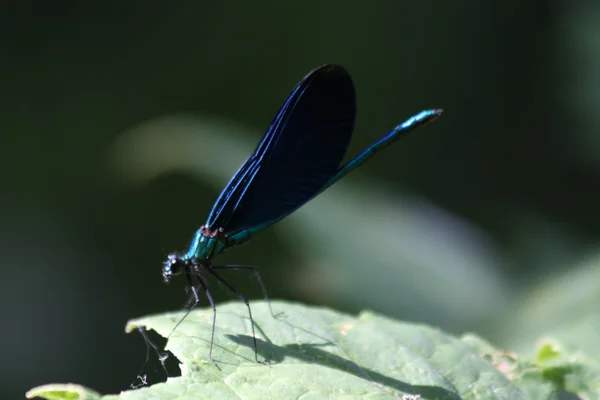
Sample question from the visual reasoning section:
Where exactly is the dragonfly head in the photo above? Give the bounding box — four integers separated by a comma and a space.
162, 253, 187, 283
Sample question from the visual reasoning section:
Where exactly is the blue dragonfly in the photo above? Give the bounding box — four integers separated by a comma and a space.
162, 64, 442, 365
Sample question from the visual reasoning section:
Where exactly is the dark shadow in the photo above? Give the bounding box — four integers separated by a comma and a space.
130, 326, 181, 388
185, 332, 260, 367
227, 334, 462, 400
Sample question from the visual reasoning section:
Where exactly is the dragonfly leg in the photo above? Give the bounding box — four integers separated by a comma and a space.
189, 273, 219, 368
207, 268, 264, 364
165, 269, 201, 340
185, 271, 201, 305
164, 269, 220, 368
184, 283, 204, 308
211, 264, 284, 319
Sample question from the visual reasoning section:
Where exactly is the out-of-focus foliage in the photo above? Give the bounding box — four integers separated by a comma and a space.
2, 1, 600, 398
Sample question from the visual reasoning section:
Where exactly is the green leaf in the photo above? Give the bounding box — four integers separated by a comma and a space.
461, 334, 600, 399
508, 254, 600, 359
29, 301, 531, 399
26, 384, 101, 400
531, 339, 600, 399
31, 301, 600, 399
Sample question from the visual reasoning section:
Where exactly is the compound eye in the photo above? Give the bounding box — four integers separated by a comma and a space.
163, 254, 183, 282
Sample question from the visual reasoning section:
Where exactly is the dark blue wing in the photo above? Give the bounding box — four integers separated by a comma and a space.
205, 64, 356, 234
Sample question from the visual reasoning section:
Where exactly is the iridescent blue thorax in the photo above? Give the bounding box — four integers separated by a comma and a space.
184, 225, 227, 262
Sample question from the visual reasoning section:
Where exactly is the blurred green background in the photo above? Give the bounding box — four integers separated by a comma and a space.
4, 1, 600, 398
